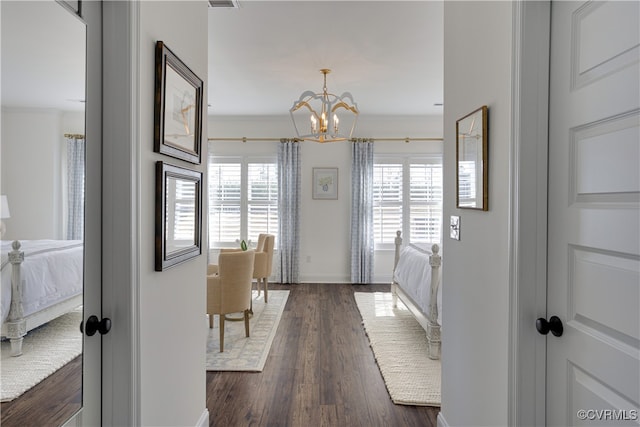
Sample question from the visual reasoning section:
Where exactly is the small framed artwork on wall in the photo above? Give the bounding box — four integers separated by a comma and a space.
154, 41, 203, 164
312, 167, 338, 200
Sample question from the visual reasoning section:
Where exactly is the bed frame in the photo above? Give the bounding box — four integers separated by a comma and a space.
391, 231, 442, 360
1, 240, 82, 357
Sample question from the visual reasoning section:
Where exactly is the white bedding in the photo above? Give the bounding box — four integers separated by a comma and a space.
1, 240, 83, 324
393, 244, 442, 325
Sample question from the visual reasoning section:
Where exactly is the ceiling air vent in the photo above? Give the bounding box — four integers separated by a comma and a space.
208, 0, 239, 8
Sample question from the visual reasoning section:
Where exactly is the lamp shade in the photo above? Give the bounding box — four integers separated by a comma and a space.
1, 195, 10, 219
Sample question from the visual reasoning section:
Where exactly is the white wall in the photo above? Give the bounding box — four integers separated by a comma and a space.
208, 114, 443, 283
1, 108, 83, 240
440, 2, 513, 426
137, 2, 208, 426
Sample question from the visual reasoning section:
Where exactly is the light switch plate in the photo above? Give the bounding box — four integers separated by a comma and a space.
450, 215, 460, 240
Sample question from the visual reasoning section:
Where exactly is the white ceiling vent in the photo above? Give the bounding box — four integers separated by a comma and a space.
208, 0, 240, 8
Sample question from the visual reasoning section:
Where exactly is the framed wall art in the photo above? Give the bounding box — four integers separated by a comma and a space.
312, 167, 338, 200
154, 41, 203, 164
155, 161, 203, 271
456, 105, 488, 211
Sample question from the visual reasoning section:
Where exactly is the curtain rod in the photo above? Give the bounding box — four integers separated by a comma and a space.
207, 137, 443, 143
64, 133, 85, 139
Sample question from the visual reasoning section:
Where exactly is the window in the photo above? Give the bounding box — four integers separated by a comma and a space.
373, 156, 442, 247
170, 177, 198, 243
208, 156, 278, 248
247, 163, 278, 239
373, 162, 403, 245
65, 136, 85, 240
457, 160, 476, 204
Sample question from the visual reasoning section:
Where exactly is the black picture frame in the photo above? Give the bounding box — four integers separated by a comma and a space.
155, 161, 203, 271
154, 41, 203, 164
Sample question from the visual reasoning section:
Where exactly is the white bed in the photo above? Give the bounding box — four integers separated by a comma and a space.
391, 230, 442, 360
1, 239, 83, 356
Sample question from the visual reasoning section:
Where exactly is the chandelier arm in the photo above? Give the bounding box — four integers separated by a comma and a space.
291, 100, 320, 116
331, 102, 359, 115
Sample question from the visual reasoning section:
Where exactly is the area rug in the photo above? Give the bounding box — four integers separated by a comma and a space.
206, 289, 289, 372
1, 307, 83, 402
354, 292, 441, 406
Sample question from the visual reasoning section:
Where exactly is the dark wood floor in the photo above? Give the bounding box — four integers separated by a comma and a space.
1, 283, 439, 427
207, 283, 439, 427
0, 355, 82, 427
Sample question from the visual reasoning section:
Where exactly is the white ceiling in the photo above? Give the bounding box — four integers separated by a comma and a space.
1, 1, 443, 118
1, 1, 86, 112
208, 1, 444, 117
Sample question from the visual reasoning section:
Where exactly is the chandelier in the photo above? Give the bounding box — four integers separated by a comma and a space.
289, 69, 359, 143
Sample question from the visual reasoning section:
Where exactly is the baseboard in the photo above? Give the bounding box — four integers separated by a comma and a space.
437, 412, 449, 427
195, 409, 209, 427
298, 276, 351, 283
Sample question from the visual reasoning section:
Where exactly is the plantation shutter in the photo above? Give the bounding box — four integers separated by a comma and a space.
209, 161, 241, 244
373, 156, 443, 246
247, 162, 278, 241
373, 163, 403, 244
409, 162, 443, 243
172, 178, 197, 242
457, 161, 476, 206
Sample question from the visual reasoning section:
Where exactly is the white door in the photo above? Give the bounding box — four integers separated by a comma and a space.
0, 1, 102, 425
547, 1, 640, 426
75, 0, 104, 424
65, 0, 103, 425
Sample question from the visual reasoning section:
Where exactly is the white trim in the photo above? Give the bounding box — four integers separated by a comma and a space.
437, 412, 449, 427
508, 2, 550, 426
195, 409, 210, 427
130, 1, 142, 425
102, 1, 141, 425
81, 0, 103, 423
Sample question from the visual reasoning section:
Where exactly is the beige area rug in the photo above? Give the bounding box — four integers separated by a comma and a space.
355, 292, 441, 406
206, 289, 289, 372
1, 307, 83, 402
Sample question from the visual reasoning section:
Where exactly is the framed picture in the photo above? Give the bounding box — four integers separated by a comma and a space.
456, 105, 488, 211
154, 41, 203, 164
155, 161, 202, 271
312, 167, 338, 200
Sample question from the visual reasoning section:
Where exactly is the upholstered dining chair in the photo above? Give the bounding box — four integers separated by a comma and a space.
207, 250, 255, 352
253, 234, 275, 303
208, 234, 275, 303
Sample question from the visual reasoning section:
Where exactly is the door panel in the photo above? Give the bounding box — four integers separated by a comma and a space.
0, 1, 100, 426
547, 1, 640, 426
76, 0, 102, 425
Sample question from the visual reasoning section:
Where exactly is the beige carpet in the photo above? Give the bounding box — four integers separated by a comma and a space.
1, 307, 83, 402
206, 289, 289, 372
355, 292, 441, 407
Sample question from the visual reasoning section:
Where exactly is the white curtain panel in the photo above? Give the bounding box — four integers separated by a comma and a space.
350, 139, 374, 284
66, 136, 85, 240
277, 139, 301, 284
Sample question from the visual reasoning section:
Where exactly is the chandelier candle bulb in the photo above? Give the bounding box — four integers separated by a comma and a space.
311, 115, 317, 133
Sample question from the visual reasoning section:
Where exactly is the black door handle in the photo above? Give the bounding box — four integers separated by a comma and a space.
81, 315, 112, 336
536, 315, 563, 337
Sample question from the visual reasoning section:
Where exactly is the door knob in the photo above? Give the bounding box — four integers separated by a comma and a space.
81, 315, 112, 336
536, 315, 563, 337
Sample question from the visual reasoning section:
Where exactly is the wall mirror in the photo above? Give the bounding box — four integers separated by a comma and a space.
456, 105, 488, 210
155, 162, 203, 271
1, 0, 88, 425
